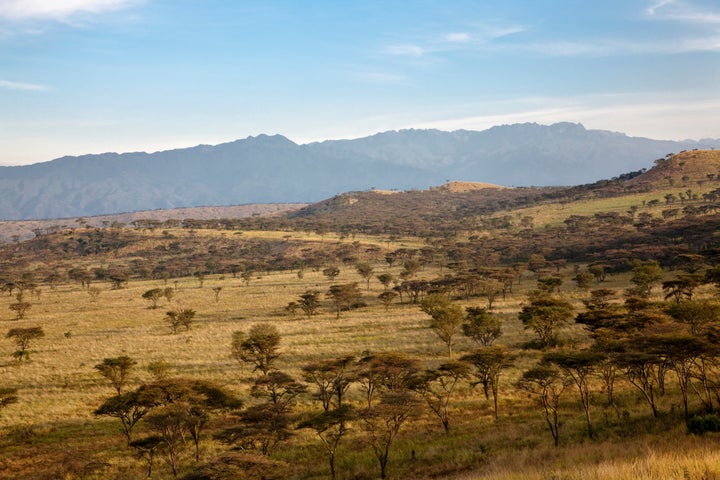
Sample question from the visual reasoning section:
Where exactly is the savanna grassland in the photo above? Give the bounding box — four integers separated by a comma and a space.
2, 151, 720, 479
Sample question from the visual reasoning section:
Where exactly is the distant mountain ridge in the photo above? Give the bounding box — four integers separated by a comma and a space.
1, 122, 718, 220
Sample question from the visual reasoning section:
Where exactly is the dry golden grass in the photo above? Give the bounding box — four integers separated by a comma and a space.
1, 260, 719, 479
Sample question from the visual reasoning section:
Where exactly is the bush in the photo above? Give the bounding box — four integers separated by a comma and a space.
687, 414, 720, 434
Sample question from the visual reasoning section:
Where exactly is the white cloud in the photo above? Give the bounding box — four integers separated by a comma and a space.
645, 0, 677, 16
0, 79, 48, 90
645, 0, 720, 24
385, 44, 426, 57
0, 0, 140, 21
355, 71, 410, 85
444, 32, 470, 43
409, 93, 720, 141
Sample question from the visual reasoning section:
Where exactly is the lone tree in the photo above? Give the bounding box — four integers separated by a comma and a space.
165, 308, 196, 334
6, 326, 44, 362
142, 288, 164, 309
94, 355, 138, 395
420, 294, 465, 357
9, 301, 31, 320
232, 323, 281, 375
212, 286, 223, 303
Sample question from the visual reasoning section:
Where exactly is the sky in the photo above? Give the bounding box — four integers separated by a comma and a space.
0, 0, 718, 166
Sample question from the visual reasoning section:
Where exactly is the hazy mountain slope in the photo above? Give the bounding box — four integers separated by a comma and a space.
0, 135, 429, 220
313, 123, 718, 186
1, 123, 718, 220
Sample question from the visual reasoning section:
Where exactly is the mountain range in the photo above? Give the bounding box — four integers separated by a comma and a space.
1, 122, 718, 221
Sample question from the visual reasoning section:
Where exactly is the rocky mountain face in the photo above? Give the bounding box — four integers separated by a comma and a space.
1, 122, 718, 220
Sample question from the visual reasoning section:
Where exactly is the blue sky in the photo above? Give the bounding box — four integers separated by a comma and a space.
0, 0, 718, 165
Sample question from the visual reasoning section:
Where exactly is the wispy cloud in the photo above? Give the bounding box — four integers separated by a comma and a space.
645, 0, 720, 24
0, 0, 141, 21
645, 0, 677, 16
384, 44, 426, 57
0, 79, 48, 91
444, 32, 470, 43
410, 93, 720, 141
353, 71, 411, 85
383, 23, 526, 58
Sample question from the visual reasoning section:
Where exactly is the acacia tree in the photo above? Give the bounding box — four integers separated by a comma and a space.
461, 345, 513, 419
6, 326, 44, 362
544, 350, 603, 439
360, 391, 422, 479
322, 266, 340, 281
231, 323, 281, 375
644, 329, 708, 420
420, 294, 465, 357
409, 361, 470, 433
518, 292, 573, 348
666, 299, 720, 335
356, 353, 420, 408
145, 402, 190, 477
128, 435, 163, 477
142, 288, 164, 309
298, 406, 354, 480
94, 355, 137, 395
378, 291, 398, 311
94, 390, 150, 444
165, 309, 196, 334
302, 355, 356, 411
477, 278, 504, 309
298, 290, 321, 318
517, 365, 570, 447
327, 283, 362, 319
355, 263, 375, 289
463, 307, 502, 346
629, 259, 663, 297
615, 348, 662, 418
219, 371, 305, 456
376, 273, 394, 290
9, 299, 31, 320
212, 286, 223, 303
138, 378, 241, 472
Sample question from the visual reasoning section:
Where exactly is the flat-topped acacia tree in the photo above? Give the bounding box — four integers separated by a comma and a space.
6, 326, 44, 363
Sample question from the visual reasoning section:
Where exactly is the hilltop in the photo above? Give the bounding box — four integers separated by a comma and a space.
0, 123, 718, 220
627, 149, 720, 189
